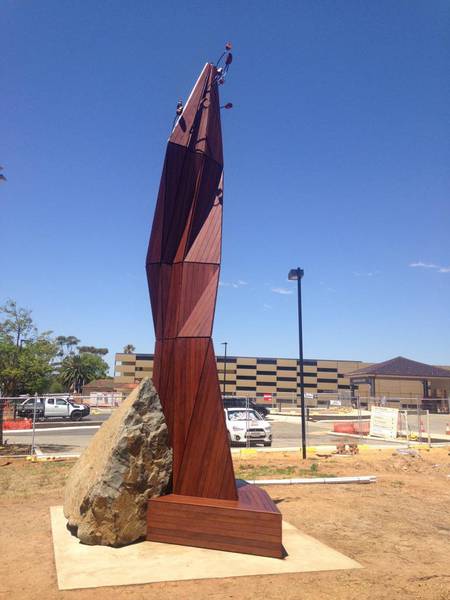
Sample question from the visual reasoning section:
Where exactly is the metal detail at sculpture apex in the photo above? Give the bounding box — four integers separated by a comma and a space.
146, 62, 238, 501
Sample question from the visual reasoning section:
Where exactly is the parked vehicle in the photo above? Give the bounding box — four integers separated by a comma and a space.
223, 396, 270, 418
224, 407, 272, 446
17, 396, 90, 421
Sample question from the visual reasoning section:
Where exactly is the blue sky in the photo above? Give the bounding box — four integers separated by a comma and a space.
2, 0, 449, 371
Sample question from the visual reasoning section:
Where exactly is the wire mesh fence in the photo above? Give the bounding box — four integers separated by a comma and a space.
1, 391, 448, 455
223, 393, 449, 448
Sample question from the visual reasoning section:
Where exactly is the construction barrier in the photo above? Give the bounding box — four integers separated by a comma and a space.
332, 421, 370, 435
3, 419, 32, 430
333, 422, 354, 434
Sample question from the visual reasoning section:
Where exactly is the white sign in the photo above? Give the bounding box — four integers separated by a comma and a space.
369, 406, 399, 439
90, 392, 122, 407
330, 399, 342, 407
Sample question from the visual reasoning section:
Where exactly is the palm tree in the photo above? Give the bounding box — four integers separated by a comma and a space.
123, 344, 136, 354
59, 355, 97, 393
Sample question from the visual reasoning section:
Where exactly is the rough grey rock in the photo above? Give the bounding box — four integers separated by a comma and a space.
63, 378, 172, 547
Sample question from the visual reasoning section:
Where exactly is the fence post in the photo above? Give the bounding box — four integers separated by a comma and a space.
405, 410, 410, 448
0, 398, 4, 447
30, 392, 38, 455
356, 392, 362, 445
417, 397, 421, 443
426, 410, 431, 448
245, 396, 250, 449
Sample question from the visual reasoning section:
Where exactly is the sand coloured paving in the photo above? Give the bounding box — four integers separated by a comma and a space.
0, 448, 449, 599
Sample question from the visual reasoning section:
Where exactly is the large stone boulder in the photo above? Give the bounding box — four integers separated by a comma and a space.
63, 378, 172, 547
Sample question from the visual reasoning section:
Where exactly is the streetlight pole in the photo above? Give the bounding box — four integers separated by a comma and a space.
288, 267, 307, 459
221, 342, 228, 397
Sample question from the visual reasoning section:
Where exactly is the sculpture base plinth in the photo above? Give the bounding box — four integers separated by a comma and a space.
147, 481, 283, 559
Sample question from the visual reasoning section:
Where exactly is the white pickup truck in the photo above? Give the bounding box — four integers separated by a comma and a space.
17, 396, 90, 421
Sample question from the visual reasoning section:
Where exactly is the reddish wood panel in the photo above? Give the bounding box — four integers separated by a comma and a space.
154, 338, 211, 485
185, 157, 223, 256
146, 62, 238, 502
161, 149, 204, 264
170, 63, 223, 166
175, 340, 237, 499
177, 263, 219, 337
177, 271, 219, 337
147, 483, 283, 559
149, 263, 219, 340
146, 60, 284, 557
185, 176, 223, 264
149, 145, 222, 266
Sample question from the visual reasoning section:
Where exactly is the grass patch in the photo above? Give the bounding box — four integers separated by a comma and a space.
235, 462, 336, 479
0, 444, 32, 456
0, 460, 74, 499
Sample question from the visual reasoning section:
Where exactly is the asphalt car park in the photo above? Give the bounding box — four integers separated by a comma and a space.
4, 413, 404, 454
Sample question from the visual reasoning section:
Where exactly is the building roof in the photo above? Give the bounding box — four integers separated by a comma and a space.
83, 379, 137, 392
349, 356, 450, 379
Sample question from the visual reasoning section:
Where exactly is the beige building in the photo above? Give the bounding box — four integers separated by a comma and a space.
349, 356, 450, 411
114, 352, 370, 399
115, 352, 450, 406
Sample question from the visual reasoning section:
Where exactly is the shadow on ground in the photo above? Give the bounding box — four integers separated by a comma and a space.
38, 444, 80, 454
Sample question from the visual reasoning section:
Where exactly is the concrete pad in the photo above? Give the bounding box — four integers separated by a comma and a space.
50, 505, 361, 590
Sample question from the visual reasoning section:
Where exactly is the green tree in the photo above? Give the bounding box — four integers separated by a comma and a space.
0, 340, 20, 395
0, 300, 37, 347
0, 301, 59, 396
55, 335, 80, 358
123, 344, 135, 354
59, 353, 109, 393
0, 334, 58, 396
55, 336, 67, 358
0, 300, 110, 397
47, 379, 64, 393
17, 336, 59, 394
78, 346, 108, 356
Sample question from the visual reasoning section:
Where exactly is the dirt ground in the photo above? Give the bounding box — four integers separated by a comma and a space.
0, 447, 449, 600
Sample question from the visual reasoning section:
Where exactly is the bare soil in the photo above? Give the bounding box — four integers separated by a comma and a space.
0, 448, 449, 599
0, 443, 31, 456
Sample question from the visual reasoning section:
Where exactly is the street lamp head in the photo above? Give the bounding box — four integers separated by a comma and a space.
288, 268, 304, 281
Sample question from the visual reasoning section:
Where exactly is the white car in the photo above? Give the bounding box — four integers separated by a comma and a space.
224, 407, 272, 447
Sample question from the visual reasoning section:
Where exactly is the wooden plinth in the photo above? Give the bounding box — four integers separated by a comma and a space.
147, 481, 283, 559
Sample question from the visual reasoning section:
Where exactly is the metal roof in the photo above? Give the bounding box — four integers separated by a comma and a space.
349, 356, 450, 379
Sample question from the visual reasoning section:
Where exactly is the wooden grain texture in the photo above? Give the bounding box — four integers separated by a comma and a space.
185, 176, 223, 264
146, 62, 237, 501
175, 340, 236, 499
169, 63, 223, 166
147, 483, 283, 559
146, 60, 284, 558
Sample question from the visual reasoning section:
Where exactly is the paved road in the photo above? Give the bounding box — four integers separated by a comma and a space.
269, 416, 406, 447
5, 414, 428, 454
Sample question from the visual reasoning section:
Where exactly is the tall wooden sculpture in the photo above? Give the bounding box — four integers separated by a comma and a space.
146, 53, 283, 559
